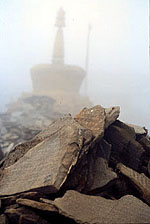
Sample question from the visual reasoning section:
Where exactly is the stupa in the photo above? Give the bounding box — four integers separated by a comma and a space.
31, 8, 92, 115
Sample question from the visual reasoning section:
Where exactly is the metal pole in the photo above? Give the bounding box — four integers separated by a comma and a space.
85, 24, 91, 96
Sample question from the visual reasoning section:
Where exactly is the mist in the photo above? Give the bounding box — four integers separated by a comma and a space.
0, 0, 149, 130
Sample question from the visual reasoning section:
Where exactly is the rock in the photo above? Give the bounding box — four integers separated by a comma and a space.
86, 139, 117, 192
89, 157, 117, 191
5, 207, 49, 224
60, 138, 117, 194
19, 215, 49, 224
0, 192, 44, 207
39, 198, 54, 204
127, 123, 147, 135
138, 136, 150, 153
105, 120, 145, 170
1, 114, 74, 169
74, 105, 105, 139
148, 160, 150, 176
104, 106, 120, 129
1, 104, 150, 223
117, 163, 150, 205
16, 198, 57, 212
0, 214, 8, 224
0, 146, 4, 161
53, 190, 150, 224
74, 105, 120, 140
0, 115, 92, 196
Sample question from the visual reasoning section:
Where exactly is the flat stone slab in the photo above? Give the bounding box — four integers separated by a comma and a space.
74, 105, 120, 139
117, 163, 150, 205
16, 198, 57, 212
1, 114, 75, 169
0, 116, 92, 196
74, 105, 105, 139
53, 190, 150, 224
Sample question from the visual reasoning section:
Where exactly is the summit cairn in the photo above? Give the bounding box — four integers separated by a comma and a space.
0, 105, 150, 223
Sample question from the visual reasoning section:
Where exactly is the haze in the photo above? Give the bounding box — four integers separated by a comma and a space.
0, 0, 149, 129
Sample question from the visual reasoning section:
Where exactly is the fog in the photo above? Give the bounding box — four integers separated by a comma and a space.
0, 0, 149, 129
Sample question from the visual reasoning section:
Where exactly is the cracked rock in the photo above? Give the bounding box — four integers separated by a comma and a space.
0, 115, 93, 196
53, 190, 150, 224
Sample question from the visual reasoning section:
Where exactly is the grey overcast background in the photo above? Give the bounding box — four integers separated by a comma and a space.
0, 0, 149, 129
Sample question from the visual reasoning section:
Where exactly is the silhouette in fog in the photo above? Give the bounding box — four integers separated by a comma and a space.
31, 7, 92, 115
52, 7, 65, 64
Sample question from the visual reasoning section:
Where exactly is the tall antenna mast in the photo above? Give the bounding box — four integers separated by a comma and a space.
85, 24, 92, 96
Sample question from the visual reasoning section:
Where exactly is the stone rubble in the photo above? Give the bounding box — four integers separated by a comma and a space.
0, 104, 150, 224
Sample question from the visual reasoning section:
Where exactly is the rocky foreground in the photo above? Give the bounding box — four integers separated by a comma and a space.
0, 105, 150, 223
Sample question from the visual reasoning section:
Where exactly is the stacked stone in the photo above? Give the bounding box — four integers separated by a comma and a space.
0, 105, 150, 224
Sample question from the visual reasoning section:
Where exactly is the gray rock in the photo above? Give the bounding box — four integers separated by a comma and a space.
53, 190, 150, 224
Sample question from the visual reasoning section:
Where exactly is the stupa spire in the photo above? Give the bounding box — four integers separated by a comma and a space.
52, 7, 65, 65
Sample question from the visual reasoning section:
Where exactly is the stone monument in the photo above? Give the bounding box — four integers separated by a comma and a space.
31, 7, 92, 115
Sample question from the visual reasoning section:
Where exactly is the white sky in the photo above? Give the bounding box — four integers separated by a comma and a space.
0, 0, 149, 129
